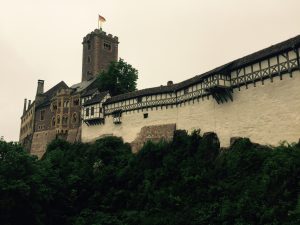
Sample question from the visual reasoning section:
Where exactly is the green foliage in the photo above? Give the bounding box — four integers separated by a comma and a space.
96, 59, 138, 96
0, 134, 300, 224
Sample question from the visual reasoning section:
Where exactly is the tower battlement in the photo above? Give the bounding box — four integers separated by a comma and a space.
82, 29, 119, 43
81, 29, 119, 82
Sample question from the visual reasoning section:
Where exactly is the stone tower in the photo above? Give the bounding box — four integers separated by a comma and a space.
81, 29, 119, 81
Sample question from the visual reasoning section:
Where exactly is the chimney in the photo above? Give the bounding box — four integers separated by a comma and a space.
167, 81, 173, 86
28, 100, 31, 109
23, 98, 27, 114
36, 80, 44, 95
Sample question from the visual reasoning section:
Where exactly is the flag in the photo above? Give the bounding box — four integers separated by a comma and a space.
99, 15, 106, 23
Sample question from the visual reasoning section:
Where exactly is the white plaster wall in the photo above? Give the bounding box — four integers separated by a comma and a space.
82, 106, 179, 143
82, 70, 300, 147
177, 72, 300, 146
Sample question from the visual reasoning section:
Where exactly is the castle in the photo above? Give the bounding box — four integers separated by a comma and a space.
20, 27, 300, 157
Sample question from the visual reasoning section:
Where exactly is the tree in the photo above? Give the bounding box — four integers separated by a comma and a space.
96, 58, 138, 96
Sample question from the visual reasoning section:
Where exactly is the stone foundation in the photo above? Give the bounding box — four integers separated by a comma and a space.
131, 124, 176, 153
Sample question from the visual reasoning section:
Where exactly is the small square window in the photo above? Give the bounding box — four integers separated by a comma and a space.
143, 113, 148, 119
103, 41, 112, 51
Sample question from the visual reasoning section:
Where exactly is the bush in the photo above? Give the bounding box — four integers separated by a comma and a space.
0, 134, 300, 224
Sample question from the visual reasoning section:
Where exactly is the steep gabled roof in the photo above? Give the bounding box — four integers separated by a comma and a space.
70, 78, 96, 94
44, 81, 68, 98
83, 91, 109, 106
81, 88, 99, 97
105, 35, 300, 104
36, 81, 68, 108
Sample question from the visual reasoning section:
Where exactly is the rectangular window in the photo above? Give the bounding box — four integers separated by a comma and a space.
143, 113, 148, 119
100, 107, 103, 113
137, 97, 142, 103
86, 108, 90, 117
91, 107, 94, 116
40, 110, 45, 121
103, 41, 112, 51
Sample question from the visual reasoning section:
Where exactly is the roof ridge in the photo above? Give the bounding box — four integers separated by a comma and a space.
105, 34, 300, 104
43, 81, 68, 96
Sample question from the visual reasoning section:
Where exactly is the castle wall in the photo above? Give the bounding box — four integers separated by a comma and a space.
19, 102, 35, 148
29, 88, 82, 158
31, 128, 80, 158
31, 130, 57, 159
176, 72, 300, 146
82, 70, 300, 148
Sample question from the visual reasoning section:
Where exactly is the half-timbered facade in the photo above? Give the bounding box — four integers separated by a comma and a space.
82, 35, 300, 149
82, 91, 110, 125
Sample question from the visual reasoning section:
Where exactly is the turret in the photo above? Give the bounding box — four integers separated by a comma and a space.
23, 98, 27, 114
81, 29, 119, 81
35, 80, 46, 106
36, 80, 44, 95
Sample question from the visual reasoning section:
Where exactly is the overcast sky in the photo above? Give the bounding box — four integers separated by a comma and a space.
1, 0, 300, 141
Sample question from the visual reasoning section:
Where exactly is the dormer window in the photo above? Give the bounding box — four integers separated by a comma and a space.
103, 41, 112, 51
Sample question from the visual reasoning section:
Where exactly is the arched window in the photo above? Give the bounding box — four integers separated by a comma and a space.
51, 102, 57, 111
73, 99, 79, 106
64, 101, 70, 108
57, 115, 61, 125
72, 113, 77, 124
52, 117, 56, 127
62, 115, 68, 125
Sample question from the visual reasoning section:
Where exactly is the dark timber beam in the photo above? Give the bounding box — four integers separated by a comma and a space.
294, 47, 300, 71
286, 51, 292, 77
276, 55, 282, 80
243, 67, 248, 89
259, 61, 264, 85
268, 58, 273, 82
251, 64, 256, 87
